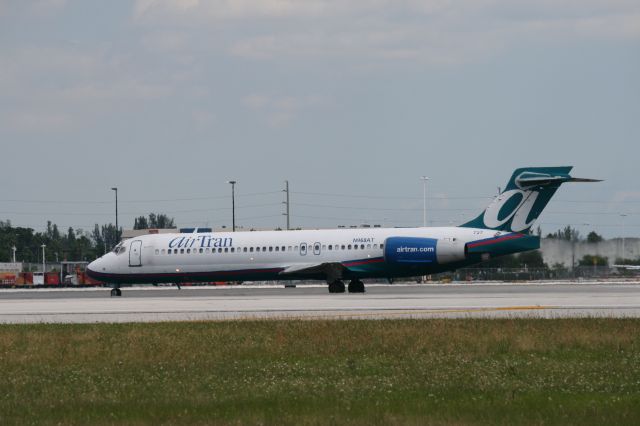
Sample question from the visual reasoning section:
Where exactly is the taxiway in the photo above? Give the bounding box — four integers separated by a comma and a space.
1, 281, 640, 323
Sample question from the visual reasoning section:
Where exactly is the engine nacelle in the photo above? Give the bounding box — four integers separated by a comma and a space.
384, 237, 467, 265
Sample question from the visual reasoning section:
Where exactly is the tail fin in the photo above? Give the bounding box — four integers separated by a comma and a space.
460, 166, 600, 233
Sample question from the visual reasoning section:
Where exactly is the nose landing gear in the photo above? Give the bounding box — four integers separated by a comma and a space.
110, 287, 122, 297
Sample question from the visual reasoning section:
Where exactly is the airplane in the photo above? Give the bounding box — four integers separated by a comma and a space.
87, 167, 600, 296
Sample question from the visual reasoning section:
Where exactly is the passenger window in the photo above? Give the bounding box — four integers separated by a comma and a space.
161, 249, 166, 255
294, 246, 299, 251
199, 248, 203, 254
206, 248, 210, 254
361, 244, 365, 249
380, 244, 384, 249
262, 247, 267, 252
269, 247, 273, 252
225, 248, 229, 253
187, 249, 191, 254
341, 245, 345, 250
282, 246, 286, 252
353, 245, 358, 250
231, 248, 235, 253
250, 247, 254, 252
373, 244, 378, 249
180, 249, 184, 254
218, 248, 222, 253
244, 247, 248, 252
168, 249, 172, 254
367, 244, 371, 249
328, 245, 332, 250
322, 245, 326, 250
348, 245, 352, 250
288, 246, 292, 251
275, 246, 279, 252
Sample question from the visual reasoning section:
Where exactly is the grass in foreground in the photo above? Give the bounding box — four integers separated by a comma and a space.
1, 318, 639, 425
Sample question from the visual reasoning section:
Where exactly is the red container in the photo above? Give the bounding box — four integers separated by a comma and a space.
0, 273, 16, 285
45, 272, 60, 285
23, 272, 33, 285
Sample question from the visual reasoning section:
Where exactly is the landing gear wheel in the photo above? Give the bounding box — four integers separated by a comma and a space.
328, 280, 345, 293
110, 288, 122, 297
348, 280, 365, 293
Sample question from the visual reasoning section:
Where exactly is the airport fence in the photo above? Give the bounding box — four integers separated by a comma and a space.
430, 265, 637, 282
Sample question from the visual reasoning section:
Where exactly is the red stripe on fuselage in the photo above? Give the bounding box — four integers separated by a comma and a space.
342, 257, 385, 267
86, 267, 285, 282
466, 233, 524, 249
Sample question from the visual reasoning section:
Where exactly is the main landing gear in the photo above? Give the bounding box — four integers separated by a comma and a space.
328, 280, 345, 293
327, 279, 366, 293
348, 279, 365, 293
110, 287, 122, 297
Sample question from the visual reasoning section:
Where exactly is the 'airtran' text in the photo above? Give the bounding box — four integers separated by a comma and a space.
169, 236, 233, 249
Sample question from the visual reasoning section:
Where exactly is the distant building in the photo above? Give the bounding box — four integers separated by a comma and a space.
0, 262, 22, 273
541, 238, 640, 267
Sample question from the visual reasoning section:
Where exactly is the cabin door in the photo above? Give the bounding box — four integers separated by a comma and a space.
129, 240, 142, 267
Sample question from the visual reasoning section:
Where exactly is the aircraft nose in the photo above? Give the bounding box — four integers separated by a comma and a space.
86, 259, 101, 279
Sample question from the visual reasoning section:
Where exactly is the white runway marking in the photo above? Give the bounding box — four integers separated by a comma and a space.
1, 282, 640, 323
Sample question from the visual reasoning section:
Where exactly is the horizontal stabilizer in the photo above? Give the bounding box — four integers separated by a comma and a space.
515, 171, 602, 189
567, 178, 603, 183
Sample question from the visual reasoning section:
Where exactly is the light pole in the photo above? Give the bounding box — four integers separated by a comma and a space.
227, 180, 236, 232
111, 187, 118, 246
620, 214, 628, 261
11, 246, 16, 263
283, 180, 290, 230
420, 176, 430, 227
41, 244, 46, 273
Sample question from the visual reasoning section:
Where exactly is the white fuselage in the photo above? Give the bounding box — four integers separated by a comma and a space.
87, 226, 496, 284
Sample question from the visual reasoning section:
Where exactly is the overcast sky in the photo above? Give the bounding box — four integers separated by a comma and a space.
1, 0, 639, 238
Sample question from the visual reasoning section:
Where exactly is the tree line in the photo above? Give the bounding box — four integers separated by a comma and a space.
0, 213, 175, 263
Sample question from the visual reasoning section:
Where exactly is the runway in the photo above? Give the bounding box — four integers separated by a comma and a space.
1, 282, 640, 323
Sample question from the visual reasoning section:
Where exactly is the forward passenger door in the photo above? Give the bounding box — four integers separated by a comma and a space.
129, 240, 142, 267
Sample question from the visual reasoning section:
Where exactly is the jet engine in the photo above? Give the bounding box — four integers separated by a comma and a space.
384, 237, 467, 265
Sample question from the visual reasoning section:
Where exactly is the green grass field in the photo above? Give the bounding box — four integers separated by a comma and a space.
1, 319, 639, 425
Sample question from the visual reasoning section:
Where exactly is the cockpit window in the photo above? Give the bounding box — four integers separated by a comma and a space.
112, 243, 126, 255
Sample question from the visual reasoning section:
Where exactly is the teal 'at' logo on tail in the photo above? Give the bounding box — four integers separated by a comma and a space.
460, 167, 600, 233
